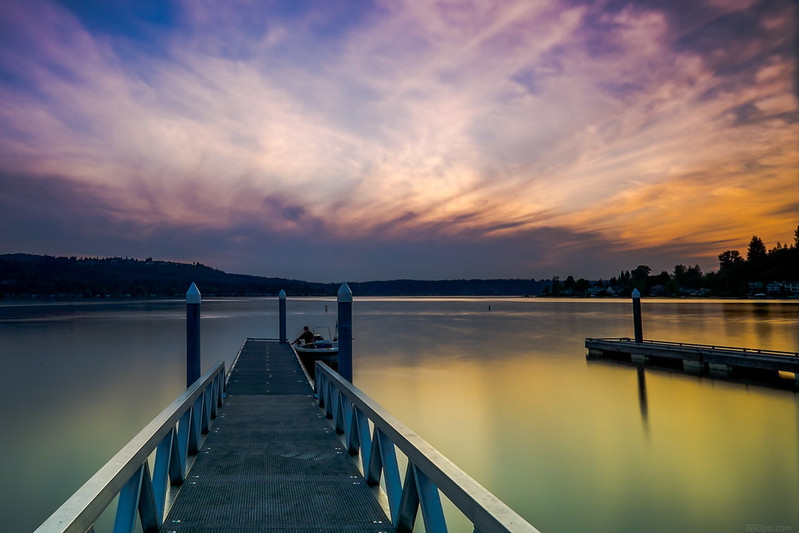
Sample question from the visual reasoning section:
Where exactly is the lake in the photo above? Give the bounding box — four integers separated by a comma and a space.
1, 297, 797, 532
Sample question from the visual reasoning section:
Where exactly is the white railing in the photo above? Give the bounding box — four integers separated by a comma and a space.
586, 337, 799, 358
315, 361, 540, 533
35, 362, 226, 533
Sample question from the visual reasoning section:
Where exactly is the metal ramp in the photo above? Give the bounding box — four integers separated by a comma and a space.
160, 339, 392, 532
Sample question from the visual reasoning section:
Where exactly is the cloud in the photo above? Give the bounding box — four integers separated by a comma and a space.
0, 0, 796, 279
0, 167, 754, 282
0, 169, 579, 280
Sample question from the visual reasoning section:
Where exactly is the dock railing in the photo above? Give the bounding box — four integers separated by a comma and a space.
586, 337, 799, 358
315, 361, 540, 533
35, 361, 226, 533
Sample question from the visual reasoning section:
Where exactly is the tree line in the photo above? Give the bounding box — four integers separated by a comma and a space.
2, 224, 796, 299
0, 254, 331, 298
0, 254, 547, 298
546, 224, 799, 297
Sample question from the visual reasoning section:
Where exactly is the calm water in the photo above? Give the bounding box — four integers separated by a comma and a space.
1, 297, 797, 532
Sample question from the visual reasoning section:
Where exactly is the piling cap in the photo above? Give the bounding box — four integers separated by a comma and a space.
186, 282, 202, 304
337, 282, 352, 303
632, 288, 641, 298
278, 289, 286, 299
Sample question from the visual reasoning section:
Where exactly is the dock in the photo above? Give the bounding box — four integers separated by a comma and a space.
160, 339, 391, 531
586, 337, 799, 386
35, 284, 538, 533
37, 337, 538, 533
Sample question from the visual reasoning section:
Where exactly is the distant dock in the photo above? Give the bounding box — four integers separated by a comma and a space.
586, 337, 799, 387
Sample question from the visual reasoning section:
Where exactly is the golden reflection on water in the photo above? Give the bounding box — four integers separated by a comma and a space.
353, 298, 799, 533
2, 298, 797, 532
0, 299, 267, 532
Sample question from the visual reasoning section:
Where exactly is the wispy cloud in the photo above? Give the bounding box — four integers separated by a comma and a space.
0, 0, 796, 279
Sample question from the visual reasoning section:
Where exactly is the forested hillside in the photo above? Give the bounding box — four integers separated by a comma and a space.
0, 254, 548, 298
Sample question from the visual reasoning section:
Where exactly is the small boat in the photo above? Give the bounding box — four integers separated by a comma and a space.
294, 327, 338, 375
295, 335, 338, 357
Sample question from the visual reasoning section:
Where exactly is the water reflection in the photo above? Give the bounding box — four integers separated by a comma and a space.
356, 298, 799, 533
3, 297, 798, 533
637, 366, 649, 432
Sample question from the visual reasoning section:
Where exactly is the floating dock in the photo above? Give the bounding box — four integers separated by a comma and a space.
160, 339, 391, 531
36, 285, 538, 532
37, 336, 538, 532
586, 337, 799, 386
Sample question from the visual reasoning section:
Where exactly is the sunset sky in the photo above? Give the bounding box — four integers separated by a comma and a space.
0, 0, 796, 282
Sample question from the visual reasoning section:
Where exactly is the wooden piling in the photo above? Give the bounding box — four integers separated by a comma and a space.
186, 282, 201, 387
278, 289, 287, 343
632, 288, 643, 343
337, 283, 353, 382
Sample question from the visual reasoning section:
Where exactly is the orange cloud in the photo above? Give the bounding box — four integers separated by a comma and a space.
0, 0, 796, 278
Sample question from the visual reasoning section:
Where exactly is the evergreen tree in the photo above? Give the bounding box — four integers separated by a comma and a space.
718, 250, 743, 270
551, 276, 561, 296
632, 265, 651, 280
574, 278, 591, 295
746, 235, 767, 262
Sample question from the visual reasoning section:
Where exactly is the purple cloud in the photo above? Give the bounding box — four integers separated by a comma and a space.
0, 0, 796, 280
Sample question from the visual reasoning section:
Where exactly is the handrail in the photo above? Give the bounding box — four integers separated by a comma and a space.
586, 337, 799, 358
315, 361, 540, 533
35, 361, 226, 533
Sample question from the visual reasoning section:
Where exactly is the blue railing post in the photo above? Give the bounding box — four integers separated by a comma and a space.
338, 282, 353, 382
279, 289, 287, 343
312, 364, 540, 533
35, 363, 226, 533
632, 288, 643, 343
186, 283, 201, 387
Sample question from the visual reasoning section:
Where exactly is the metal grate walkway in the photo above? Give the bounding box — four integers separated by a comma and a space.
160, 339, 393, 532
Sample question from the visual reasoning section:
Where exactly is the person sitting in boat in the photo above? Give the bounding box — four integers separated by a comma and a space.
293, 326, 315, 346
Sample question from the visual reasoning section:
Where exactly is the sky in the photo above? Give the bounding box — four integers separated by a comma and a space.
0, 0, 797, 282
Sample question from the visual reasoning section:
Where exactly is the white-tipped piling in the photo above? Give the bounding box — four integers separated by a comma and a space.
186, 282, 202, 387
337, 283, 353, 382
632, 288, 643, 343
278, 289, 287, 343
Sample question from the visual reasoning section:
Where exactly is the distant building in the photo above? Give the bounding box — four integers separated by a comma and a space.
748, 282, 764, 294
586, 286, 606, 297
767, 282, 784, 295
649, 285, 666, 297
763, 281, 799, 296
